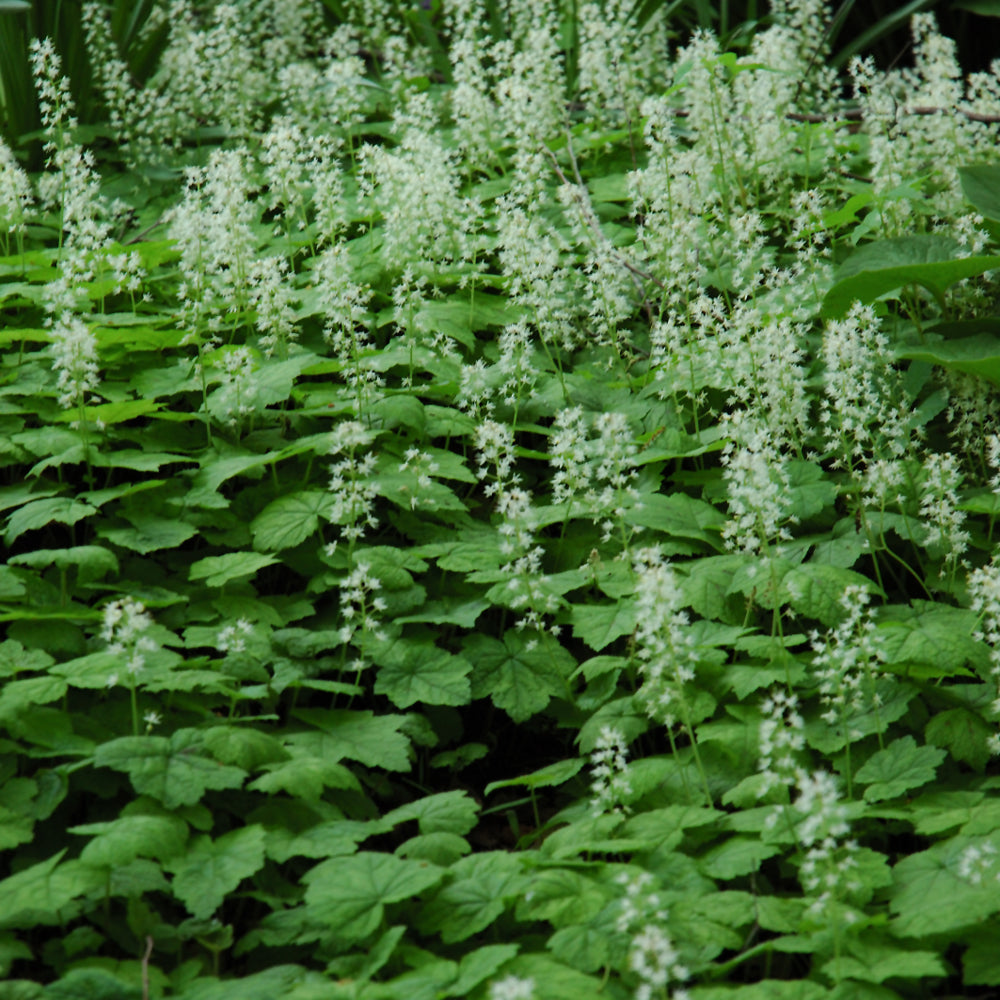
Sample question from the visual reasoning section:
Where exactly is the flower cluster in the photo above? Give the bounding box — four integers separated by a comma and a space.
589, 725, 632, 815
328, 422, 381, 547
967, 558, 1000, 755
488, 975, 535, 1000
632, 548, 699, 728
338, 561, 388, 649
50, 314, 100, 413
757, 688, 806, 795
102, 598, 158, 687
615, 872, 689, 1000
792, 769, 861, 919
807, 584, 886, 736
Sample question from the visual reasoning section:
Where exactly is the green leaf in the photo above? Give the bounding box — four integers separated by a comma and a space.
690, 982, 828, 1000
0, 675, 68, 718
248, 756, 361, 799
166, 825, 267, 919
395, 598, 489, 627
290, 709, 412, 771
74, 814, 188, 866
821, 936, 947, 984
925, 708, 993, 773
251, 491, 327, 551
515, 868, 606, 925
490, 954, 607, 1000
51, 398, 160, 426
569, 599, 636, 651
101, 513, 198, 554
303, 852, 444, 942
374, 643, 472, 708
890, 835, 1000, 936
382, 790, 479, 835
625, 492, 725, 546
964, 926, 1000, 985
484, 758, 584, 798
44, 969, 142, 1000
822, 235, 998, 318
0, 852, 105, 929
959, 163, 1000, 219
417, 852, 524, 943
201, 726, 289, 771
451, 945, 521, 997
94, 731, 248, 808
5, 498, 97, 545
189, 551, 279, 587
698, 836, 784, 879
780, 565, 877, 626
896, 332, 1000, 387
465, 631, 574, 722
877, 605, 980, 678
855, 736, 946, 802
9, 546, 118, 584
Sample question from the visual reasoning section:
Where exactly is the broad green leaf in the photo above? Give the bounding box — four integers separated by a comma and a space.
877, 605, 980, 678
785, 460, 838, 521
250, 491, 327, 551
548, 923, 611, 973
167, 825, 267, 919
698, 836, 784, 879
964, 927, 1000, 985
780, 564, 877, 626
201, 726, 289, 771
925, 708, 993, 773
896, 332, 1000, 387
9, 546, 118, 584
100, 513, 198, 554
186, 449, 285, 500
189, 552, 279, 587
855, 736, 946, 802
959, 163, 1000, 219
0, 675, 67, 718
374, 643, 472, 708
484, 758, 584, 798
805, 679, 915, 753
303, 852, 443, 941
51, 398, 160, 425
0, 853, 105, 929
822, 235, 998, 317
515, 868, 606, 925
417, 852, 524, 943
265, 819, 368, 863
43, 968, 142, 1000
247, 757, 361, 799
821, 937, 946, 984
682, 554, 746, 622
465, 631, 575, 722
890, 834, 1000, 936
5, 498, 97, 545
491, 954, 608, 1000
625, 492, 725, 546
395, 598, 489, 627
290, 709, 412, 771
397, 832, 471, 864
73, 814, 188, 866
451, 945, 521, 997
382, 790, 479, 835
569, 599, 636, 651
690, 982, 828, 1000
94, 731, 247, 808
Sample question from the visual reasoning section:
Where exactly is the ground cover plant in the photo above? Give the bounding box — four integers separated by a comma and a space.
4, 0, 1000, 997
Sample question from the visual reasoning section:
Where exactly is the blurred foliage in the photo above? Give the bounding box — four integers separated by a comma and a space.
3, 0, 999, 158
